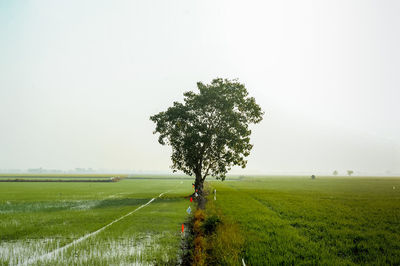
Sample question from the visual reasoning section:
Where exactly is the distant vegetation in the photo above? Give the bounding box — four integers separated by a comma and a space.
347, 170, 354, 176
0, 174, 126, 182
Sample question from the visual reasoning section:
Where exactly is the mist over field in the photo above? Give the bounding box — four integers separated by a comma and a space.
1, 2, 400, 265
1, 0, 399, 175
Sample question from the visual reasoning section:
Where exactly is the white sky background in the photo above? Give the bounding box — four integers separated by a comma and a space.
0, 0, 399, 175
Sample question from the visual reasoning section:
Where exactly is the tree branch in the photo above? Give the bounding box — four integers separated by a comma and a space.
202, 155, 220, 181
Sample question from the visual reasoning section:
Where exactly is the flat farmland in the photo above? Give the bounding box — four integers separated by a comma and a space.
0, 178, 194, 265
210, 177, 400, 265
2, 176, 400, 265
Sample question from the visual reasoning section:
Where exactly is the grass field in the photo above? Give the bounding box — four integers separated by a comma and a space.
1, 175, 399, 265
0, 178, 194, 265
210, 176, 400, 265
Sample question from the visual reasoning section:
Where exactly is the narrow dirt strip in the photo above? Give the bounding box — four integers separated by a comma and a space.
20, 191, 169, 266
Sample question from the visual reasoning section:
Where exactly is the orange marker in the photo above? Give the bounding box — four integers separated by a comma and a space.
190, 197, 193, 202
182, 224, 184, 233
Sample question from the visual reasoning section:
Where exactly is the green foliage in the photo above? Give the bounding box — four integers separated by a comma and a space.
207, 221, 244, 266
202, 215, 222, 235
202, 195, 244, 265
150, 78, 264, 181
347, 170, 354, 176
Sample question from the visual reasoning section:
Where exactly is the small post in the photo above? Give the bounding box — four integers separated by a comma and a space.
214, 189, 216, 200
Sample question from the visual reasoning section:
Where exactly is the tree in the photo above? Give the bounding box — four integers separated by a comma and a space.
347, 170, 354, 176
150, 78, 264, 208
333, 170, 338, 176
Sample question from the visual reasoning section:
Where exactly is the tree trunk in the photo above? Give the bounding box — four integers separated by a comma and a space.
194, 172, 206, 209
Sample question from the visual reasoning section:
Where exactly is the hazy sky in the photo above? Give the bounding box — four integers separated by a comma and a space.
1, 0, 399, 175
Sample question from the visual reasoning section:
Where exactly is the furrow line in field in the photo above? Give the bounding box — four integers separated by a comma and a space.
20, 190, 170, 266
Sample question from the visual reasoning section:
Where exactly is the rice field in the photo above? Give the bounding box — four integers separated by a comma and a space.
210, 176, 400, 265
2, 175, 400, 265
0, 178, 194, 265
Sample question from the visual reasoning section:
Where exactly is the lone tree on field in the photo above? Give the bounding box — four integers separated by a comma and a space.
333, 170, 338, 176
347, 170, 354, 176
150, 78, 264, 208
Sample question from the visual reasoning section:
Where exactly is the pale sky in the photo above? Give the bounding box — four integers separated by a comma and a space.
1, 0, 399, 175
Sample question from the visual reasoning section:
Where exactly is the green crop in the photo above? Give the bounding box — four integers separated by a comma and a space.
210, 176, 400, 265
0, 179, 194, 265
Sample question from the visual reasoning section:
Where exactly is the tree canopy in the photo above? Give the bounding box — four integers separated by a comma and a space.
150, 78, 264, 195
